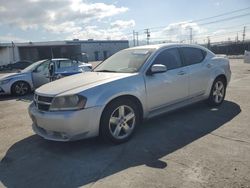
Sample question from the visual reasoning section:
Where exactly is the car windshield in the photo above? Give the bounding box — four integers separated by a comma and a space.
94, 49, 153, 73
21, 60, 48, 73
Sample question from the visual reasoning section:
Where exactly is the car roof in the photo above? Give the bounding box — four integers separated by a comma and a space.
51, 58, 70, 61
128, 43, 208, 51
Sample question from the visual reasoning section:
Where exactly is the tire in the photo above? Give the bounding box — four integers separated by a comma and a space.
207, 77, 226, 107
11, 81, 31, 96
100, 99, 140, 144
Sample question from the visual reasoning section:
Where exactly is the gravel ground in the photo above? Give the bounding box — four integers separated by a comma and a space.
0, 59, 250, 188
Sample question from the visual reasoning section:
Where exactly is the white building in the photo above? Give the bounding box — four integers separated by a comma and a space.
0, 39, 129, 66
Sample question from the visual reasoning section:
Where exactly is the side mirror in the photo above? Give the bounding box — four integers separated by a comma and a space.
150, 64, 167, 75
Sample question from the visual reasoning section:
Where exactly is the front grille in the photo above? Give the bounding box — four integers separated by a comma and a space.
37, 103, 50, 111
0, 87, 4, 93
37, 96, 53, 103
34, 94, 54, 112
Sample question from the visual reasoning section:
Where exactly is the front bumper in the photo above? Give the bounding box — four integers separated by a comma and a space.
0, 84, 11, 95
28, 102, 103, 141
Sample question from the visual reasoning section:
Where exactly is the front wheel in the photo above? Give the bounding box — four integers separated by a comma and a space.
207, 78, 226, 106
11, 81, 30, 96
100, 99, 140, 144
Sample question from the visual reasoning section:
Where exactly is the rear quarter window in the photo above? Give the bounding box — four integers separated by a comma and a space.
181, 47, 206, 66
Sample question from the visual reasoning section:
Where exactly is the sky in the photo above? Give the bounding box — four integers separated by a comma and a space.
0, 0, 250, 44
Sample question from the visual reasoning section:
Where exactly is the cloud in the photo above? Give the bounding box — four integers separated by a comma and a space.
212, 29, 226, 35
150, 21, 206, 43
0, 0, 129, 33
0, 33, 26, 42
70, 25, 130, 40
111, 20, 135, 30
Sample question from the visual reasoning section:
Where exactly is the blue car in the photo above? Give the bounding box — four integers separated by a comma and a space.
0, 58, 92, 96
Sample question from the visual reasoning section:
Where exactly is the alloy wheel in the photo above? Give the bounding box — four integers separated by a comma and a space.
212, 80, 225, 104
14, 82, 29, 95
109, 105, 136, 140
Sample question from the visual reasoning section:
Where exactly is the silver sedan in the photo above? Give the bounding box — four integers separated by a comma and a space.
29, 43, 231, 143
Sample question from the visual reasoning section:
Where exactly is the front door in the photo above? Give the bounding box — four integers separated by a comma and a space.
145, 48, 189, 111
32, 60, 50, 88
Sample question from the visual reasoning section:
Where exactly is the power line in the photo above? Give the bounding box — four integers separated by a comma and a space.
199, 13, 250, 26
149, 30, 243, 41
127, 20, 250, 40
139, 7, 250, 31
187, 6, 250, 23
131, 22, 250, 38
126, 7, 250, 45
126, 21, 250, 40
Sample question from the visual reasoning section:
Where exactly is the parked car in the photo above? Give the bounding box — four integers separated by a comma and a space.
29, 44, 231, 143
5, 60, 33, 70
0, 58, 92, 96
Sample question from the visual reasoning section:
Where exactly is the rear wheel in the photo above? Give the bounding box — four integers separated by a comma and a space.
11, 81, 30, 96
100, 99, 139, 144
207, 77, 226, 106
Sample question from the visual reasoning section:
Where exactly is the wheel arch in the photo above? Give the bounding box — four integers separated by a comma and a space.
215, 74, 227, 86
11, 80, 31, 94
100, 94, 144, 123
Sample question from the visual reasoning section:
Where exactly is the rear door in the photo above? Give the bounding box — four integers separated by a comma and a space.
180, 47, 210, 98
145, 48, 189, 110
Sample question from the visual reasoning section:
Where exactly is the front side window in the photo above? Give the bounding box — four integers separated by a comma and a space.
94, 49, 153, 73
181, 47, 206, 66
153, 48, 182, 70
21, 60, 47, 73
35, 61, 50, 74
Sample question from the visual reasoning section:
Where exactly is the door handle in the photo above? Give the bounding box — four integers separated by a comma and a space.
178, 71, 186, 75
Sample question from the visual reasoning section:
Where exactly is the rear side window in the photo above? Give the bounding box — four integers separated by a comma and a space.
181, 47, 206, 66
58, 60, 73, 68
153, 48, 182, 70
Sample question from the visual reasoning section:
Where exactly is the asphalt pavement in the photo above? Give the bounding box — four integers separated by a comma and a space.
0, 59, 249, 188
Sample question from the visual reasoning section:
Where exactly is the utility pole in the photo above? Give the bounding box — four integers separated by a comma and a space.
135, 32, 139, 46
189, 27, 193, 44
144, 29, 150, 45
133, 30, 136, 47
243, 26, 246, 43
236, 33, 239, 43
11, 41, 15, 63
207, 36, 210, 49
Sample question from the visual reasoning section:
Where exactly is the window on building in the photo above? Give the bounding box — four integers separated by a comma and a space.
94, 51, 99, 61
103, 51, 108, 60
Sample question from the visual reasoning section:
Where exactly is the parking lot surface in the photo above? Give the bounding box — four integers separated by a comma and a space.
0, 59, 250, 188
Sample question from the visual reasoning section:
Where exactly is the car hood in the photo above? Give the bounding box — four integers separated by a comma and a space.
0, 72, 28, 80
36, 72, 136, 96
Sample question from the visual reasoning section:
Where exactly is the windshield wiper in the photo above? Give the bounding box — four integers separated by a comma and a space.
95, 70, 118, 73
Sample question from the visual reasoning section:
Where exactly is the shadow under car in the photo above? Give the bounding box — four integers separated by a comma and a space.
0, 100, 241, 188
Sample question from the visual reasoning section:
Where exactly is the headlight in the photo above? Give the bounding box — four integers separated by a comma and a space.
50, 95, 87, 111
0, 78, 12, 85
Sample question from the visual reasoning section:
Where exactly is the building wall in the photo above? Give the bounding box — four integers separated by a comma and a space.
208, 42, 250, 55
0, 46, 20, 66
80, 41, 129, 61
0, 40, 129, 66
